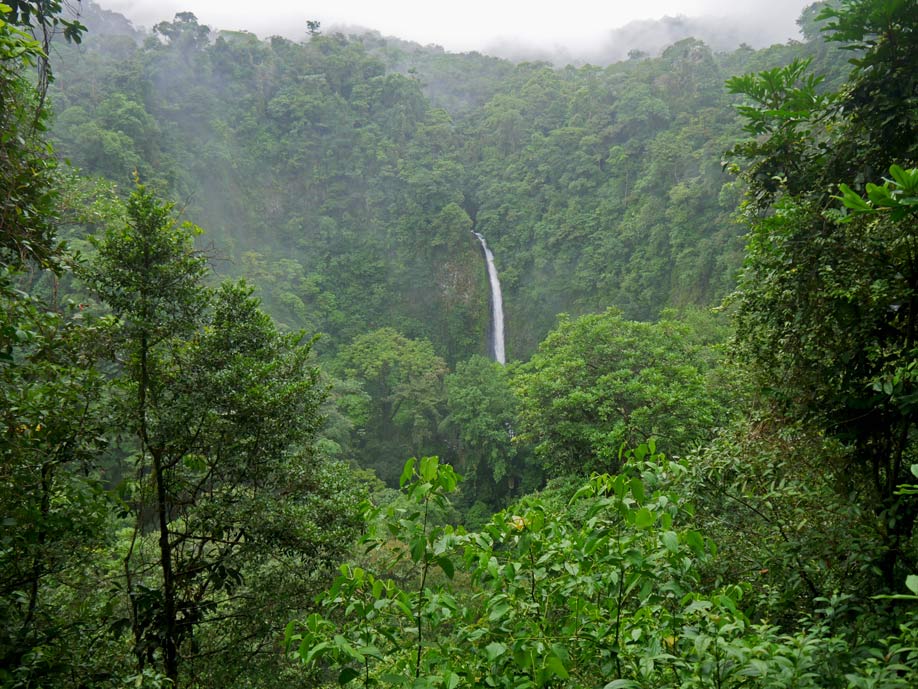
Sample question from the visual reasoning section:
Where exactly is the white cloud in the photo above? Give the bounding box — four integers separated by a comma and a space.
97, 0, 813, 52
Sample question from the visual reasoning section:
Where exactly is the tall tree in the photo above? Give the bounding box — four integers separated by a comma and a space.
443, 355, 534, 516
0, 5, 121, 687
729, 0, 918, 587
86, 185, 208, 685
513, 309, 728, 477
335, 328, 448, 485
0, 2, 60, 267
84, 186, 362, 686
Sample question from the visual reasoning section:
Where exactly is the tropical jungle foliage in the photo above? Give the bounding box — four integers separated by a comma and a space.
1, 0, 917, 687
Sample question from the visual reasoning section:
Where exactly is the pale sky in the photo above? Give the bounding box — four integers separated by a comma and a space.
100, 0, 814, 53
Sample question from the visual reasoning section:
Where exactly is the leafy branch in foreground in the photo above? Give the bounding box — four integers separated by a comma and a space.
729, 0, 918, 592
834, 165, 918, 222
286, 446, 918, 688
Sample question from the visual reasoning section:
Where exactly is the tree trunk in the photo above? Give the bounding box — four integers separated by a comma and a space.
140, 331, 179, 686
152, 446, 179, 686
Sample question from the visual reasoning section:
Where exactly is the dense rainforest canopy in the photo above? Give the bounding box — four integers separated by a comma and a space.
1, 0, 917, 687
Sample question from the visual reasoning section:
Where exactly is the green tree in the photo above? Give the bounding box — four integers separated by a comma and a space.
84, 185, 208, 685
0, 276, 117, 687
84, 186, 362, 686
0, 3, 58, 268
153, 12, 210, 53
443, 355, 535, 517
0, 6, 120, 686
729, 0, 918, 588
513, 309, 728, 477
335, 328, 449, 485
5, 0, 84, 100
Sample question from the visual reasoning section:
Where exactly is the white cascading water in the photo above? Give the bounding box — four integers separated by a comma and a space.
473, 232, 506, 364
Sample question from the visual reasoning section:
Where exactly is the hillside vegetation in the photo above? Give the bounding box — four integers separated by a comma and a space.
1, 1, 916, 687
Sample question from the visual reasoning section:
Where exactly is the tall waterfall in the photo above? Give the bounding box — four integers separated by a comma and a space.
473, 232, 506, 364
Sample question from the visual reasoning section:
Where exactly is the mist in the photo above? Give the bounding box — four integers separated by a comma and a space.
95, 0, 813, 62
485, 12, 810, 65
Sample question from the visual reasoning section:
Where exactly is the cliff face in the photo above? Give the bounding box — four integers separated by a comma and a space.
403, 203, 490, 365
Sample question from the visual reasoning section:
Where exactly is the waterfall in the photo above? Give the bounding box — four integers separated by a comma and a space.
473, 232, 506, 364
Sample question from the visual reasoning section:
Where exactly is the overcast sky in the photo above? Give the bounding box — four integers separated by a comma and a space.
100, 0, 814, 53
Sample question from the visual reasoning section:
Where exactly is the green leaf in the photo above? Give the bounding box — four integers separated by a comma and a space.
437, 555, 455, 579
635, 507, 654, 528
836, 183, 872, 211
284, 620, 296, 645
685, 530, 705, 555
488, 602, 511, 622
338, 667, 361, 685
888, 164, 918, 194
410, 537, 426, 563
866, 183, 895, 207
420, 455, 439, 481
439, 465, 458, 492
334, 635, 364, 662
630, 477, 645, 502
485, 641, 507, 661
359, 645, 384, 660
545, 656, 569, 679
400, 459, 416, 488
906, 574, 918, 595
305, 612, 326, 633
570, 483, 594, 503
662, 530, 679, 552
445, 672, 460, 689
304, 641, 331, 665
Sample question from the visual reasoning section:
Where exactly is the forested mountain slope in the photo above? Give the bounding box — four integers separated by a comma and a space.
50, 2, 848, 358
3, 1, 918, 687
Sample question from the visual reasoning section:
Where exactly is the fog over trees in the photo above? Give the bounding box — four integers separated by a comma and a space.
2, 1, 917, 687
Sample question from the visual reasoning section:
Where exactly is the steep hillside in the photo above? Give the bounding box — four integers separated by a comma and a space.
50, 2, 848, 359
